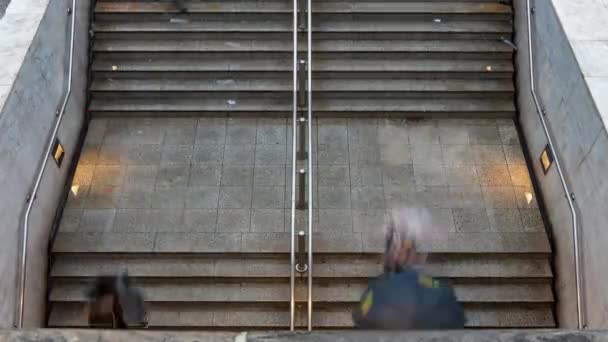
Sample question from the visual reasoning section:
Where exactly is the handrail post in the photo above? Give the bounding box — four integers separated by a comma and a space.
15, 0, 77, 328
289, 0, 299, 331
297, 117, 308, 160
526, 0, 584, 329
306, 0, 313, 331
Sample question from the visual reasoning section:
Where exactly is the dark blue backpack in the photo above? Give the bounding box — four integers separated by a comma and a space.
353, 268, 465, 330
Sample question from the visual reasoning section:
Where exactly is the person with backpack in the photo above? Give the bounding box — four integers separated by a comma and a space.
353, 208, 465, 330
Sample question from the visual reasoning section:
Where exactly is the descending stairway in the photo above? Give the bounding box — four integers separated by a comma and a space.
48, 0, 556, 330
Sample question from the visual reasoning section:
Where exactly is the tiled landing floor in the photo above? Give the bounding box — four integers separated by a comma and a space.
59, 117, 545, 240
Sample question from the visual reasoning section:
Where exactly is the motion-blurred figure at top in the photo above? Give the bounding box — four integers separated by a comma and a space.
85, 272, 147, 329
353, 208, 465, 330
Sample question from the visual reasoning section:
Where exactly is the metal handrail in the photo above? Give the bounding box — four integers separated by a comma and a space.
289, 0, 298, 330
15, 0, 77, 328
305, 0, 313, 331
525, 0, 584, 329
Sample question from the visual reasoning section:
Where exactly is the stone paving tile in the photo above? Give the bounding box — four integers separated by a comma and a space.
349, 145, 382, 165
219, 186, 252, 209
59, 209, 83, 232
453, 208, 491, 233
189, 164, 221, 186
217, 209, 251, 232
380, 143, 411, 165
469, 125, 502, 145
92, 165, 126, 187
160, 145, 195, 164
86, 185, 121, 209
317, 144, 349, 164
256, 120, 287, 145
499, 123, 520, 145
350, 165, 383, 186
223, 145, 254, 164
317, 209, 353, 233
255, 145, 287, 165
409, 122, 440, 145
151, 188, 186, 209
412, 144, 443, 165
221, 165, 253, 186
482, 186, 518, 208
186, 187, 220, 209
444, 165, 479, 186
164, 124, 196, 146
80, 209, 116, 232
508, 164, 533, 187
183, 209, 218, 232
351, 187, 385, 210
119, 190, 152, 209
476, 164, 512, 186
226, 118, 257, 145
414, 163, 447, 186
442, 144, 476, 165
439, 124, 470, 145
318, 186, 351, 209
487, 209, 523, 232
195, 118, 226, 146
254, 165, 286, 186
520, 209, 545, 232
125, 144, 161, 165
192, 145, 224, 164
382, 164, 414, 187
472, 145, 507, 164
352, 209, 387, 233
318, 165, 350, 186
251, 209, 285, 232
79, 143, 100, 165
123, 165, 157, 192
252, 187, 285, 209
503, 144, 526, 165
514, 186, 539, 209
156, 164, 190, 188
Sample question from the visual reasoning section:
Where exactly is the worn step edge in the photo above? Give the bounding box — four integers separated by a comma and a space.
52, 232, 551, 254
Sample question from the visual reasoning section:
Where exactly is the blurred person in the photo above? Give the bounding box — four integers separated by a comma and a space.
174, 0, 187, 13
85, 272, 147, 329
353, 208, 465, 330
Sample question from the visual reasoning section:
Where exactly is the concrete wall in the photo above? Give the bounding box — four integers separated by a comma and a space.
514, 0, 608, 329
0, 0, 91, 328
0, 0, 11, 19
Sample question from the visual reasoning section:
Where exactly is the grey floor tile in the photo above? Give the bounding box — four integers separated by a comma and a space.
444, 165, 479, 186
123, 165, 158, 192
438, 124, 470, 145
219, 186, 253, 209
412, 144, 443, 165
59, 209, 83, 232
127, 122, 165, 145
217, 209, 252, 232
156, 164, 190, 188
382, 164, 414, 187
92, 165, 126, 187
487, 209, 523, 232
351, 187, 385, 210
189, 164, 222, 186
520, 209, 545, 232
447, 185, 485, 209
352, 209, 387, 233
427, 208, 456, 233
348, 119, 378, 147
350, 145, 382, 165
186, 187, 220, 209
482, 186, 518, 208
145, 209, 185, 232
196, 118, 226, 145
409, 122, 440, 145
452, 208, 490, 232
221, 164, 254, 186
442, 144, 475, 165
508, 164, 533, 187
226, 118, 257, 145
151, 188, 186, 209
318, 209, 353, 233
86, 119, 109, 145
79, 143, 100, 165
252, 187, 285, 209
86, 185, 121, 209
476, 164, 513, 186
255, 145, 287, 165
380, 143, 411, 165
378, 119, 409, 146
183, 209, 218, 232
350, 165, 383, 186
224, 145, 255, 164
499, 123, 520, 145
112, 209, 140, 232
161, 145, 194, 164
254, 165, 286, 186
503, 144, 526, 165
414, 163, 447, 186
80, 209, 116, 232
119, 190, 153, 209
125, 144, 161, 165
469, 125, 502, 145
319, 186, 351, 209
318, 165, 350, 186
256, 123, 287, 145
318, 144, 349, 164
472, 145, 507, 164
164, 124, 196, 146
98, 143, 125, 165
66, 184, 90, 209
251, 209, 285, 232
192, 145, 224, 164
318, 124, 348, 147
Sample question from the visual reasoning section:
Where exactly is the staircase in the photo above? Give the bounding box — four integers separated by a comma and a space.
48, 0, 556, 329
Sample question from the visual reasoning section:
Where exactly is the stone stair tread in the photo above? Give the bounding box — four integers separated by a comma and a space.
92, 58, 514, 73
93, 20, 511, 34
50, 281, 554, 303
91, 78, 514, 92
88, 97, 515, 113
52, 232, 551, 254
51, 254, 553, 279
47, 302, 554, 328
95, 2, 512, 15
94, 39, 514, 53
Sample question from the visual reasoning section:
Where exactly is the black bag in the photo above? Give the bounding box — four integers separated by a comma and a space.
353, 268, 465, 330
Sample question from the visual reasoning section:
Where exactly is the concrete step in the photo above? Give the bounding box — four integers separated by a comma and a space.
50, 254, 553, 279
90, 78, 514, 93
49, 280, 553, 303
95, 2, 512, 16
92, 58, 514, 74
52, 232, 551, 254
47, 302, 554, 328
93, 39, 513, 55
88, 97, 515, 115
93, 19, 511, 35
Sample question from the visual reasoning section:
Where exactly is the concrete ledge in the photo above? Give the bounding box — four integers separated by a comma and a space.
1, 330, 608, 342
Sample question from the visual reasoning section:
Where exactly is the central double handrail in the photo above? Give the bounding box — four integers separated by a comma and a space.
290, 0, 313, 331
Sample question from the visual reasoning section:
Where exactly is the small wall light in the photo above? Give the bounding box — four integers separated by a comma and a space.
540, 144, 554, 174
52, 138, 65, 167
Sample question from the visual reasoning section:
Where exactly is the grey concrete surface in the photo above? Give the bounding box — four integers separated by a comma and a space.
3, 329, 608, 342
61, 117, 546, 238
515, 0, 608, 329
0, 0, 91, 328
